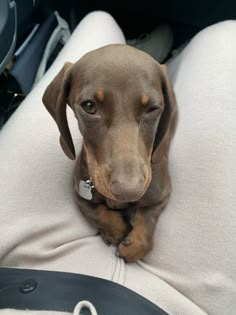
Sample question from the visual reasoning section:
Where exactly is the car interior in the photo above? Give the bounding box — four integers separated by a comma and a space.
0, 1, 236, 314
1, 0, 236, 128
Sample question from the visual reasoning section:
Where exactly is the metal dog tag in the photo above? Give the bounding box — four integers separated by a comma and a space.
79, 179, 94, 200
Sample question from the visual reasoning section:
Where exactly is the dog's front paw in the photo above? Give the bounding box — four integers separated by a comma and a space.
117, 231, 153, 263
99, 217, 131, 246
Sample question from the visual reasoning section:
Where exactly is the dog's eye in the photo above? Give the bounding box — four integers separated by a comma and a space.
81, 100, 97, 114
146, 106, 160, 114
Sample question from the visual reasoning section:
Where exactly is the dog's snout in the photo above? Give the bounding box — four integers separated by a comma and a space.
110, 165, 145, 202
111, 178, 144, 202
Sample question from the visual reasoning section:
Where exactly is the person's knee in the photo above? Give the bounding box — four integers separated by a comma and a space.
192, 20, 236, 54
206, 20, 235, 38
77, 10, 125, 44
82, 10, 118, 27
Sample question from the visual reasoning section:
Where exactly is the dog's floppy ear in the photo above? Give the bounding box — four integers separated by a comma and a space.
151, 64, 177, 163
42, 62, 76, 160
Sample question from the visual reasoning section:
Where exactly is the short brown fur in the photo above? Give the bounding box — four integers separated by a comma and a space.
140, 94, 149, 106
96, 88, 105, 102
42, 44, 177, 262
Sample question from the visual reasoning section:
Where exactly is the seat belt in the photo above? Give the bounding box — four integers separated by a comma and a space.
0, 267, 168, 315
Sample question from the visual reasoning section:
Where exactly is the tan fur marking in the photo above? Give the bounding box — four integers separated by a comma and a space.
98, 205, 130, 245
130, 211, 148, 244
96, 88, 105, 102
118, 210, 153, 262
140, 94, 149, 106
83, 144, 115, 200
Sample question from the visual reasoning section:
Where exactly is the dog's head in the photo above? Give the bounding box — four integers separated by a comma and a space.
43, 44, 176, 202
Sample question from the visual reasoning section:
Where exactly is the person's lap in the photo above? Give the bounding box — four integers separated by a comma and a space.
141, 20, 236, 315
0, 11, 235, 315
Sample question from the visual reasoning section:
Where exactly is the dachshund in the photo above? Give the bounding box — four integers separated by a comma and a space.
42, 44, 177, 262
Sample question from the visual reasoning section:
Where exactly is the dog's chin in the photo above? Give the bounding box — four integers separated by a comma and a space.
95, 182, 146, 204
105, 198, 128, 210
112, 192, 145, 203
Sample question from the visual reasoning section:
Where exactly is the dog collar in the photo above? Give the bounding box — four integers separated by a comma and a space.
78, 178, 95, 200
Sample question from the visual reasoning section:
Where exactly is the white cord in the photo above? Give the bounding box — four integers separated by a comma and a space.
33, 11, 71, 85
73, 300, 98, 315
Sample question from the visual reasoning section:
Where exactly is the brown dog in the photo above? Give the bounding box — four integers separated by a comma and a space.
42, 44, 177, 262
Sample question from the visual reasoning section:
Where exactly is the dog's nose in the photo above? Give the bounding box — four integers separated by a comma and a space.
111, 176, 145, 202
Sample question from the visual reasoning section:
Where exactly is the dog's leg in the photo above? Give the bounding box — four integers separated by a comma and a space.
117, 195, 169, 262
75, 194, 131, 245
